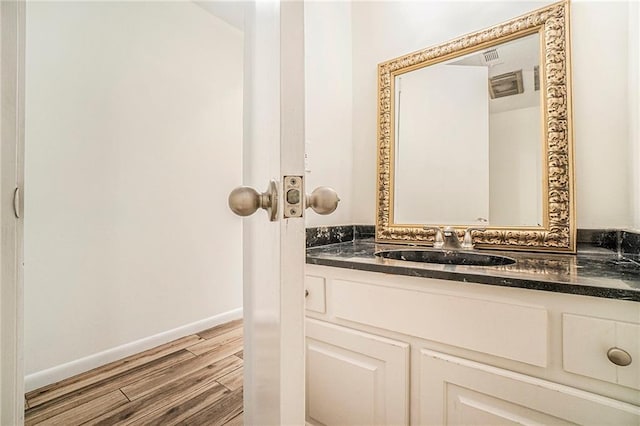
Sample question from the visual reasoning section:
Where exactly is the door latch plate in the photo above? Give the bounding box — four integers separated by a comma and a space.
283, 176, 303, 218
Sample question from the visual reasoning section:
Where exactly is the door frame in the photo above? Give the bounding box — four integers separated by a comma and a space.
0, 1, 25, 425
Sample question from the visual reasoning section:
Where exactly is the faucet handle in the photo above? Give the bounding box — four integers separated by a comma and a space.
462, 227, 486, 249
423, 226, 444, 248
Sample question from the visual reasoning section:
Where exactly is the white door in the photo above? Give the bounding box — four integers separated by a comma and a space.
0, 1, 25, 425
0, 1, 309, 424
234, 1, 308, 424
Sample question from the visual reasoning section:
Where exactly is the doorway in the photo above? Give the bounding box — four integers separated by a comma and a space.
23, 0, 244, 407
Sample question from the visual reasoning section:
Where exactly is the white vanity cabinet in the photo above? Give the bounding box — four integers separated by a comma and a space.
305, 264, 640, 425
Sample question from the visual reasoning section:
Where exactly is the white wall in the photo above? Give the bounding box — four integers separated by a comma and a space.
572, 1, 635, 228
304, 1, 353, 227
629, 0, 640, 231
348, 1, 639, 229
25, 2, 243, 380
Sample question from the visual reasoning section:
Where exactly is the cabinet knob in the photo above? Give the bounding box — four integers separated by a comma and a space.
607, 347, 632, 366
305, 290, 309, 298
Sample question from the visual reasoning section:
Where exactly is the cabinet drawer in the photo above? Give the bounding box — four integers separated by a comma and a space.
563, 314, 640, 390
332, 279, 548, 366
305, 275, 326, 313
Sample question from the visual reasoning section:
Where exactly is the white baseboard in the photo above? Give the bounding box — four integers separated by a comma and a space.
25, 307, 243, 392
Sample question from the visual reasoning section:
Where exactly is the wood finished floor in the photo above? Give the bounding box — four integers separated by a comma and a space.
24, 319, 244, 425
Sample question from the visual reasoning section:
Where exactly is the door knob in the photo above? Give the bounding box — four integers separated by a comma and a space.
228, 180, 278, 222
306, 186, 340, 215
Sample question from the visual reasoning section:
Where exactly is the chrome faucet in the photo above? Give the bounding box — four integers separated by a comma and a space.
423, 226, 445, 248
423, 226, 460, 249
441, 226, 462, 249
424, 226, 486, 250
461, 227, 486, 249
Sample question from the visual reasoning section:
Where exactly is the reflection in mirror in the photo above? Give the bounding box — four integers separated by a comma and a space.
393, 33, 542, 227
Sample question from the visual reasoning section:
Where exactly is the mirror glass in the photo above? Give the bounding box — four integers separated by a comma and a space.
393, 33, 543, 227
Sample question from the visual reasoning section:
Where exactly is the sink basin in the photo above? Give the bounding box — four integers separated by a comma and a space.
374, 249, 516, 267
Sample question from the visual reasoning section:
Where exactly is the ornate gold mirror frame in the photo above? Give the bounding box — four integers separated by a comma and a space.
376, 0, 575, 253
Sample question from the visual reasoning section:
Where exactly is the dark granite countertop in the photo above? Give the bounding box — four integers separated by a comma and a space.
306, 239, 640, 301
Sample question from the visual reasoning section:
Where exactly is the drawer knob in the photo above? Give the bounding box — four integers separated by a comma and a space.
607, 347, 632, 366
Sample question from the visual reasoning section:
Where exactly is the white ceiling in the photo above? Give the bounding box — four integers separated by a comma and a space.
451, 33, 540, 78
451, 33, 541, 113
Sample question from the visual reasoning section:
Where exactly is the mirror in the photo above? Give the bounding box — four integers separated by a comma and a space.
376, 1, 575, 252
394, 33, 542, 227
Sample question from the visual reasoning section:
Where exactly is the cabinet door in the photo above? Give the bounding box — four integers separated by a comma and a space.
306, 319, 409, 425
419, 349, 640, 425
305, 275, 326, 313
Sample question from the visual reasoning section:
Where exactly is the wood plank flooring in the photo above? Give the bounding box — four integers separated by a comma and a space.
25, 319, 244, 425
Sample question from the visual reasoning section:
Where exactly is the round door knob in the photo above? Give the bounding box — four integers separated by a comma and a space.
228, 186, 261, 216
306, 186, 340, 215
607, 347, 632, 367
228, 180, 278, 221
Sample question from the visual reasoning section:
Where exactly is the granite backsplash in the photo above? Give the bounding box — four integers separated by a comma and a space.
307, 226, 640, 255
578, 229, 640, 256
306, 225, 374, 248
